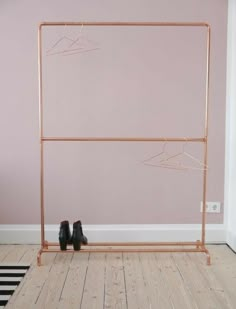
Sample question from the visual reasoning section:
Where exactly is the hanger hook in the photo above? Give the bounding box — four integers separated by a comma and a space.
80, 23, 84, 34
62, 24, 67, 37
163, 138, 167, 152
182, 138, 188, 152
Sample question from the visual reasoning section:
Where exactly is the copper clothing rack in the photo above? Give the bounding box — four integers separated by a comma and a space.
37, 22, 211, 266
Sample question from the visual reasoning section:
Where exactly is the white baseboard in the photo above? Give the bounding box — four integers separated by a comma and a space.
227, 230, 236, 252
0, 224, 226, 245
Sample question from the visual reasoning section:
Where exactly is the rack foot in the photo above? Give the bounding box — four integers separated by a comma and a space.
37, 249, 43, 266
205, 248, 211, 265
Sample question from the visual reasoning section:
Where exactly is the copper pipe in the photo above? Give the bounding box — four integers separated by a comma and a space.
38, 26, 45, 248
39, 22, 210, 28
201, 26, 211, 245
37, 249, 43, 266
42, 137, 206, 142
39, 248, 207, 253
204, 248, 211, 265
46, 241, 202, 247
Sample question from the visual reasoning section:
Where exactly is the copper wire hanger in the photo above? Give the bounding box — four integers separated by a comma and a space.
46, 24, 99, 56
159, 139, 208, 171
63, 24, 100, 56
46, 25, 77, 56
141, 141, 186, 170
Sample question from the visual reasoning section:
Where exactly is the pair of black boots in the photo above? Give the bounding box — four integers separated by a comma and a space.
59, 220, 88, 251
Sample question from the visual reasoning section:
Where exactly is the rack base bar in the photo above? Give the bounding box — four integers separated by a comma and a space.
46, 241, 202, 247
37, 241, 211, 266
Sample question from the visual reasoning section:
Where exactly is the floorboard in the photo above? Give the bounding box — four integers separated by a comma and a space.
104, 253, 127, 309
0, 246, 15, 263
80, 253, 106, 309
58, 253, 89, 309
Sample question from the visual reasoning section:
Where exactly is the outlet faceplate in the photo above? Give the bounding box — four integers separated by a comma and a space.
200, 202, 221, 213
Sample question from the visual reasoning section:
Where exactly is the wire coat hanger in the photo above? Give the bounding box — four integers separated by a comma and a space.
141, 141, 187, 170
46, 24, 100, 56
159, 140, 208, 171
46, 25, 77, 56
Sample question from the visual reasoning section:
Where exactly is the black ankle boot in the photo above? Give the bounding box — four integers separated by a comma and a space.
71, 221, 83, 251
59, 220, 72, 250
76, 220, 88, 245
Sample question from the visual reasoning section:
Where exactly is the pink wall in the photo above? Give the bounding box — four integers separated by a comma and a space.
0, 0, 227, 224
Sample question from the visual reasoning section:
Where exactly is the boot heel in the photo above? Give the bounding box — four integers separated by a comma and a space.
59, 237, 67, 250
72, 239, 81, 251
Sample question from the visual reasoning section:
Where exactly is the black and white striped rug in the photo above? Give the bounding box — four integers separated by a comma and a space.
0, 265, 30, 308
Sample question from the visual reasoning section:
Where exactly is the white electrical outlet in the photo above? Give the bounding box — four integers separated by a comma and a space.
200, 202, 221, 213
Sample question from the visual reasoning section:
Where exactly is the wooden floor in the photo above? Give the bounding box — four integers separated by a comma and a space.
0, 245, 236, 308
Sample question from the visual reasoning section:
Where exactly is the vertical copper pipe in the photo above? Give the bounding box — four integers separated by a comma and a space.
201, 26, 211, 245
38, 25, 45, 247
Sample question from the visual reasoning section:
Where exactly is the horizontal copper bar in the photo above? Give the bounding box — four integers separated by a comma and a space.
47, 241, 202, 247
41, 137, 206, 142
40, 248, 207, 253
39, 22, 210, 28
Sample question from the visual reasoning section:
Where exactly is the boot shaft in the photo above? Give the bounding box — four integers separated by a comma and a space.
59, 220, 72, 243
73, 220, 88, 245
